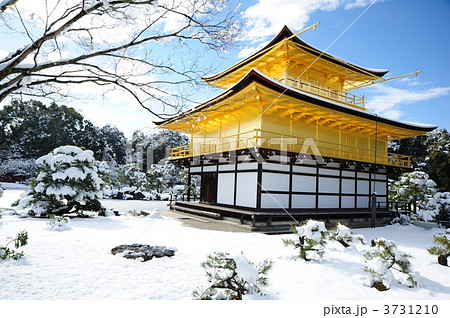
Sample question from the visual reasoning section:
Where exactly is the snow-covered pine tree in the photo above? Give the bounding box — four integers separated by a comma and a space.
364, 238, 418, 291
329, 223, 366, 248
193, 252, 272, 300
389, 171, 437, 204
0, 230, 28, 260
427, 232, 450, 266
419, 192, 450, 222
15, 145, 104, 217
283, 220, 329, 261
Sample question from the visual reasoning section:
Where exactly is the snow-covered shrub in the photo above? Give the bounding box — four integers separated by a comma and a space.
15, 145, 104, 217
390, 214, 413, 226
427, 233, 450, 266
389, 171, 437, 207
418, 192, 450, 222
0, 231, 28, 260
193, 252, 272, 300
146, 164, 168, 193
283, 220, 328, 261
364, 238, 418, 291
329, 223, 366, 247
96, 160, 119, 185
46, 215, 72, 231
117, 164, 150, 190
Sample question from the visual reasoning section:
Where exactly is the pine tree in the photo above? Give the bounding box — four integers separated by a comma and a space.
329, 223, 366, 247
364, 238, 418, 291
15, 145, 104, 217
193, 252, 272, 300
0, 231, 28, 260
283, 220, 328, 261
427, 233, 450, 266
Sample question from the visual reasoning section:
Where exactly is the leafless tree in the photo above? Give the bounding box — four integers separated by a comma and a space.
0, 0, 242, 118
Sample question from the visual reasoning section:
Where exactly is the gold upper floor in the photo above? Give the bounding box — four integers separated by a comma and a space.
203, 26, 388, 96
157, 27, 436, 166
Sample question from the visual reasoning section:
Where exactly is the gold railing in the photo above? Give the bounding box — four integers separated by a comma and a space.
170, 129, 411, 168
274, 76, 366, 110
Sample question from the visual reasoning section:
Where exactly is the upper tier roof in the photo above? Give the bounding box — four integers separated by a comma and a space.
202, 26, 389, 91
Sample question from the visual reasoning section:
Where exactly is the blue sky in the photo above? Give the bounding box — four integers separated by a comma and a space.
1, 0, 449, 137
219, 0, 450, 131
132, 0, 450, 135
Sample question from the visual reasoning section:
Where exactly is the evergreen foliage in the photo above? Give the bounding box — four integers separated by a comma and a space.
283, 220, 329, 261
389, 129, 450, 192
193, 252, 272, 300
426, 129, 450, 191
46, 215, 72, 231
0, 230, 28, 260
15, 145, 104, 217
128, 129, 189, 170
117, 164, 151, 191
329, 223, 366, 247
364, 238, 418, 291
389, 171, 436, 204
427, 233, 450, 266
0, 100, 126, 179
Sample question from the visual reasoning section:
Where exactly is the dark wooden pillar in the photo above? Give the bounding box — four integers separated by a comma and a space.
371, 192, 377, 228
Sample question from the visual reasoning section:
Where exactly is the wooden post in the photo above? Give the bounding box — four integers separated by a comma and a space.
371, 192, 377, 228
187, 172, 191, 202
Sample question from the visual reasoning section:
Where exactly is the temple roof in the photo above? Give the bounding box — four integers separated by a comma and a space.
156, 69, 436, 139
202, 26, 389, 90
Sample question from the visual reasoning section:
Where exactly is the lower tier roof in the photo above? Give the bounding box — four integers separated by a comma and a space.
156, 69, 436, 140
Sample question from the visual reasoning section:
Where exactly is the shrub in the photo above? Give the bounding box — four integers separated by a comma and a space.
390, 214, 413, 225
329, 223, 366, 248
283, 220, 328, 261
193, 252, 272, 300
427, 233, 450, 266
46, 215, 72, 231
418, 192, 450, 222
0, 231, 29, 260
364, 238, 418, 291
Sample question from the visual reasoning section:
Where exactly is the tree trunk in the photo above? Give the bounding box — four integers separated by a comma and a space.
437, 254, 449, 266
373, 281, 389, 291
338, 239, 350, 248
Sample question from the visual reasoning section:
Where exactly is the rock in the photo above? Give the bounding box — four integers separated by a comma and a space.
111, 244, 175, 262
372, 282, 389, 291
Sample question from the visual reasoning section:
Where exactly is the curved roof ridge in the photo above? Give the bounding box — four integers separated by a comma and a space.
202, 26, 389, 83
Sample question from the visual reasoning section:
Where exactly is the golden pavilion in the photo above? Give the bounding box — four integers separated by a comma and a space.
156, 26, 436, 230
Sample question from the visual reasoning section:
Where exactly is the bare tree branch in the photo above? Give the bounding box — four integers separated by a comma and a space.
0, 0, 243, 118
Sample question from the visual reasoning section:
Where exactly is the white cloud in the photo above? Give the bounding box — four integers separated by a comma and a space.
366, 84, 450, 119
241, 0, 386, 45
344, 0, 386, 10
242, 0, 340, 43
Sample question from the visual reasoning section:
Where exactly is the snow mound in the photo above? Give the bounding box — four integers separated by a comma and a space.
232, 255, 259, 283
296, 220, 327, 240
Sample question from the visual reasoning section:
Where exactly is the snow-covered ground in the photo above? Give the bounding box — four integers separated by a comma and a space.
1, 185, 450, 304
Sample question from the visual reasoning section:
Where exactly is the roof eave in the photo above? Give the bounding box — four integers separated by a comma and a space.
157, 69, 436, 133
